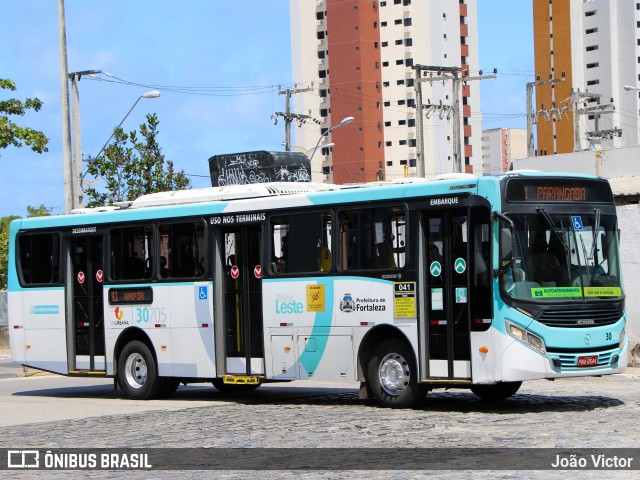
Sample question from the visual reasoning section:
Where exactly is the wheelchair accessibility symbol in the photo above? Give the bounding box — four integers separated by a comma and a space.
198, 286, 208, 300
571, 216, 583, 231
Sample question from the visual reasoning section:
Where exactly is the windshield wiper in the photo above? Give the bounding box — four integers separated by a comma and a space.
589, 208, 601, 261
536, 207, 569, 253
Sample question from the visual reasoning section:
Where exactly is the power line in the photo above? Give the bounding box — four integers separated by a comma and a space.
87, 73, 300, 97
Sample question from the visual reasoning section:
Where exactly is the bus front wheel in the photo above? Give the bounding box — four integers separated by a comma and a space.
118, 340, 161, 400
470, 381, 522, 401
367, 338, 427, 408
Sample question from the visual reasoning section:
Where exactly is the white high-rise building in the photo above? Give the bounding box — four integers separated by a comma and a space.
481, 128, 527, 175
534, 0, 640, 155
289, 0, 482, 183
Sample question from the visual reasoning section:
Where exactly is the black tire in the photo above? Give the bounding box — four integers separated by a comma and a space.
117, 340, 162, 400
212, 379, 261, 393
157, 378, 181, 398
367, 338, 427, 408
470, 381, 522, 401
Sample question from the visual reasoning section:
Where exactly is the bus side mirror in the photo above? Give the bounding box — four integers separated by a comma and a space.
501, 228, 513, 262
492, 212, 515, 277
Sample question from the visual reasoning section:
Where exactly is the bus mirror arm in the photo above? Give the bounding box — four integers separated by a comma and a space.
493, 212, 515, 278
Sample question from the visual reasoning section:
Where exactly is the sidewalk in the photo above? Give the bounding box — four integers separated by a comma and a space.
0, 354, 48, 379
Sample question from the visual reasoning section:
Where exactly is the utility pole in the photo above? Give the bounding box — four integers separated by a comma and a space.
570, 90, 620, 151
414, 70, 426, 178
451, 72, 462, 175
69, 70, 101, 209
274, 84, 314, 151
526, 75, 565, 157
414, 65, 458, 178
415, 65, 495, 176
57, 0, 73, 214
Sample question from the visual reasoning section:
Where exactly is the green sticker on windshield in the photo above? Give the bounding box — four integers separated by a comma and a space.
531, 287, 582, 298
584, 287, 622, 297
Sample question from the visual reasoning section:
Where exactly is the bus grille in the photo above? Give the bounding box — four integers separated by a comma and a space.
554, 351, 614, 368
536, 305, 623, 328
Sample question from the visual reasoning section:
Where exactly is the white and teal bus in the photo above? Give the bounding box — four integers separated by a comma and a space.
8, 172, 627, 408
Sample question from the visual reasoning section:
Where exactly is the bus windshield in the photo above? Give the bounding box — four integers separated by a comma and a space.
502, 210, 623, 301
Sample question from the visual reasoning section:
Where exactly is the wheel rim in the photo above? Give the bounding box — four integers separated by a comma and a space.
378, 353, 410, 396
124, 353, 147, 389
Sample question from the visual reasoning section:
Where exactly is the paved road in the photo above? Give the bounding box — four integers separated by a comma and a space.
0, 357, 638, 479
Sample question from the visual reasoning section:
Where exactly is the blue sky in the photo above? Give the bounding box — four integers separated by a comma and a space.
0, 0, 533, 217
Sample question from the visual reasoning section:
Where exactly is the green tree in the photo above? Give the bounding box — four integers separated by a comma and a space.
26, 204, 51, 218
85, 113, 190, 207
0, 79, 49, 154
0, 204, 50, 290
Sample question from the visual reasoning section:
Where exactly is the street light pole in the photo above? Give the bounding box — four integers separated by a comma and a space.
309, 116, 354, 164
57, 0, 74, 214
82, 90, 161, 182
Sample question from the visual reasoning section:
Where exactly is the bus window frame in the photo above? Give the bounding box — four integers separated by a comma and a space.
107, 222, 156, 284
156, 217, 208, 281
267, 209, 334, 277
336, 202, 408, 273
15, 230, 63, 288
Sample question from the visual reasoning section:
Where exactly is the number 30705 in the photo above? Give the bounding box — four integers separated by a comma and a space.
135, 307, 167, 324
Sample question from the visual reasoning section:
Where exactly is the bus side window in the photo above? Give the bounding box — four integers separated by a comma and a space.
270, 219, 289, 274
270, 212, 331, 274
110, 226, 154, 281
339, 206, 405, 271
470, 207, 491, 324
158, 221, 206, 279
17, 233, 60, 285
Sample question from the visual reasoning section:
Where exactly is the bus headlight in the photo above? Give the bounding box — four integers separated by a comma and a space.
620, 327, 626, 350
507, 321, 546, 355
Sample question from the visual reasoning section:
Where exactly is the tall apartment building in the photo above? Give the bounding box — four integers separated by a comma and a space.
481, 128, 527, 174
289, 0, 482, 183
533, 0, 640, 155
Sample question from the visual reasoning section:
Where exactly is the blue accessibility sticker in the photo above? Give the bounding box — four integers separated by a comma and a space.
198, 286, 208, 300
571, 216, 583, 231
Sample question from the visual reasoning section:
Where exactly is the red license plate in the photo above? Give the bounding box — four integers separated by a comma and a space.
577, 355, 598, 367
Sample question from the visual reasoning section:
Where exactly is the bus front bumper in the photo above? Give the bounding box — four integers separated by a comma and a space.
500, 336, 628, 382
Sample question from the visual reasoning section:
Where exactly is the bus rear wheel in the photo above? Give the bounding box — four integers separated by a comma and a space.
470, 381, 522, 401
367, 338, 427, 408
118, 340, 161, 400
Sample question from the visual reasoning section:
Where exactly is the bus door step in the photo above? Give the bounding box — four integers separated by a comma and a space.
222, 375, 262, 385
68, 370, 107, 376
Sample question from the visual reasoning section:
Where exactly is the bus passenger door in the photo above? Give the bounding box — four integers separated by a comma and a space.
220, 225, 264, 375
424, 211, 472, 380
69, 235, 106, 372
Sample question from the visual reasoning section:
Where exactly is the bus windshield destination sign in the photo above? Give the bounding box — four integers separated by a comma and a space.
505, 179, 612, 203
108, 287, 153, 305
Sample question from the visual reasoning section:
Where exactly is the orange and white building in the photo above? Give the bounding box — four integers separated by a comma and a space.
290, 0, 482, 183
533, 0, 640, 154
